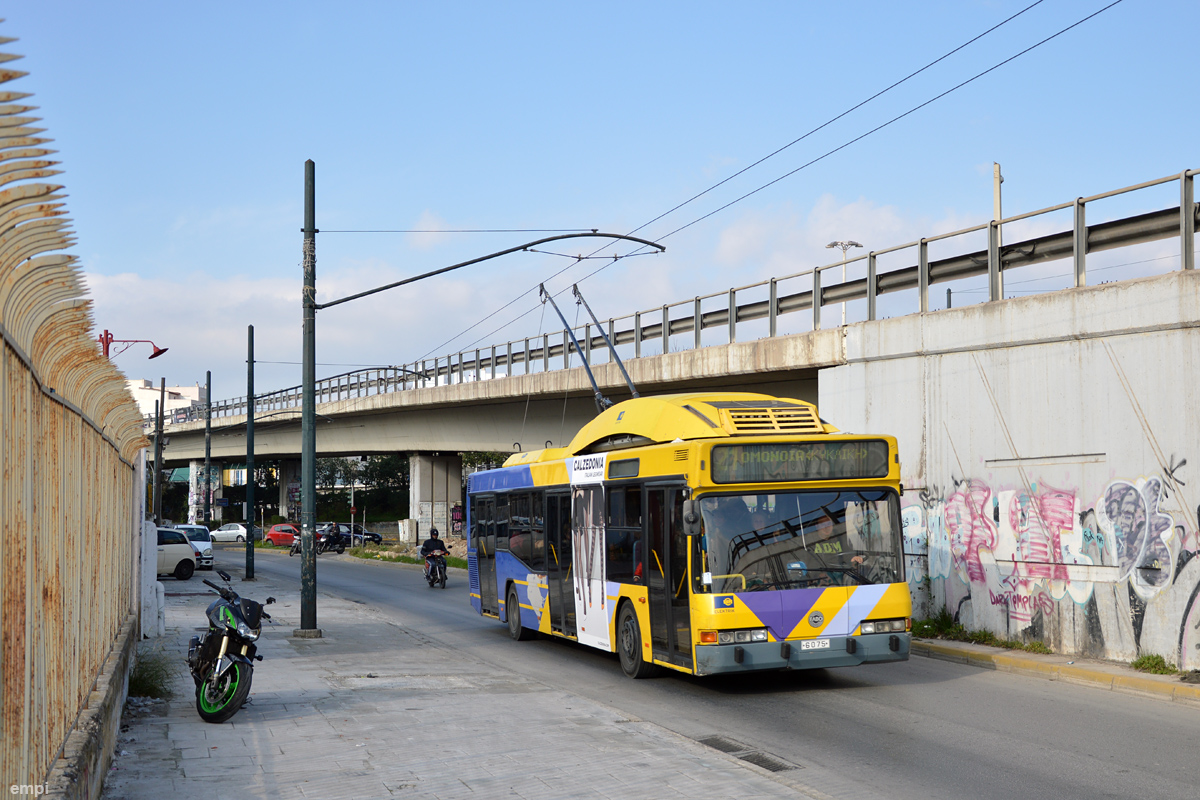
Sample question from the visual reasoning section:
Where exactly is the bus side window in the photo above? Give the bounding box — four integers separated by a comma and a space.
605, 485, 640, 583
529, 492, 546, 571
510, 492, 532, 563
606, 527, 636, 583
495, 495, 510, 552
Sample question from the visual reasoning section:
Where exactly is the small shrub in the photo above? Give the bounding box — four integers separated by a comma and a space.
128, 644, 177, 699
1130, 653, 1178, 674
911, 610, 1055, 654
913, 607, 958, 638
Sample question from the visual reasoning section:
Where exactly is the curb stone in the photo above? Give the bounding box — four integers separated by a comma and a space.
911, 639, 1200, 707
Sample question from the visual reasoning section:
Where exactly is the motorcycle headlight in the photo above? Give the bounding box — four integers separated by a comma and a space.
236, 620, 260, 641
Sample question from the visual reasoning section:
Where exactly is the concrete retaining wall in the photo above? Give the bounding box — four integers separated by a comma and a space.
820, 269, 1200, 668
44, 615, 137, 800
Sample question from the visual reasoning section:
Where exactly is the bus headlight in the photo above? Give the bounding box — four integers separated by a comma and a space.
861, 619, 908, 634
717, 628, 769, 644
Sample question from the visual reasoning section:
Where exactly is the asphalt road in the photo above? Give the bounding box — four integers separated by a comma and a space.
216, 547, 1197, 800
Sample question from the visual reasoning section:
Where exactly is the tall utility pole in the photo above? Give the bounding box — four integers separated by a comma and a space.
293, 158, 664, 635
204, 370, 212, 526
245, 325, 255, 580
299, 159, 319, 635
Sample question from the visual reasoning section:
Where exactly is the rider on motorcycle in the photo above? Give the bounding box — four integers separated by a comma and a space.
420, 528, 447, 580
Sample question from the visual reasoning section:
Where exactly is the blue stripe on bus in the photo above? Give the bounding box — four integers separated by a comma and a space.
467, 466, 535, 494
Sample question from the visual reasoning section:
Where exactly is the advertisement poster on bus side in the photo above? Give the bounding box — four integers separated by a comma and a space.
568, 453, 609, 650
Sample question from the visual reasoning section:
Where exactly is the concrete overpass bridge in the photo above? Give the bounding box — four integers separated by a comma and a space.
161, 170, 1200, 610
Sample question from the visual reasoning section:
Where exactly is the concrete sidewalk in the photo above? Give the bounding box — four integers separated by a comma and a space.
101, 566, 825, 800
911, 638, 1200, 707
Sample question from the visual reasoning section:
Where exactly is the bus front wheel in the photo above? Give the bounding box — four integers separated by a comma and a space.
617, 604, 660, 679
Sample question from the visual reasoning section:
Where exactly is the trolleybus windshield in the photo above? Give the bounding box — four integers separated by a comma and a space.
696, 489, 902, 594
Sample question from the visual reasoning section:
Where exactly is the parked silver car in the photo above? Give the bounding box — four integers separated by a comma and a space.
176, 524, 214, 569
211, 523, 261, 543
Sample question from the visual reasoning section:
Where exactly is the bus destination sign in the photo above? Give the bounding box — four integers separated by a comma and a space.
711, 440, 891, 484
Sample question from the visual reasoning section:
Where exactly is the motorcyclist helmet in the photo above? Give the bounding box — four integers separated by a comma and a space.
429, 528, 440, 537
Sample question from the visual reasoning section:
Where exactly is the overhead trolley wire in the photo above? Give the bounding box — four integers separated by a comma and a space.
420, 0, 1123, 360
416, 4, 1043, 360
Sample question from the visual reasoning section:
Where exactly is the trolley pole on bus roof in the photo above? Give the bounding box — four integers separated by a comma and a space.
294, 158, 666, 635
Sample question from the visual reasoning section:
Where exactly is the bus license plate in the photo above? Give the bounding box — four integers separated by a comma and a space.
800, 639, 830, 651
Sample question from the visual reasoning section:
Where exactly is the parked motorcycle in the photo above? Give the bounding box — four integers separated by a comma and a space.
424, 549, 448, 589
187, 570, 276, 723
289, 537, 302, 557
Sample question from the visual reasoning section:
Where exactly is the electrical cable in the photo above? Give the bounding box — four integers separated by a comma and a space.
321, 228, 595, 233
415, 0, 1088, 361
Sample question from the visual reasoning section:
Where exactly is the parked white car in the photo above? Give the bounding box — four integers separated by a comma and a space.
210, 523, 261, 543
156, 528, 196, 580
176, 524, 214, 569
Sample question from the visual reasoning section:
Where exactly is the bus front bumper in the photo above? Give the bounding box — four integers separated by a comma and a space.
694, 633, 910, 675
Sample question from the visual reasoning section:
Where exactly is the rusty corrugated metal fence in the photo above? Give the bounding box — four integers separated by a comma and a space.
0, 39, 147, 788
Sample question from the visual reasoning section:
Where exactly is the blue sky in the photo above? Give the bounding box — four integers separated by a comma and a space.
5, 1, 1196, 399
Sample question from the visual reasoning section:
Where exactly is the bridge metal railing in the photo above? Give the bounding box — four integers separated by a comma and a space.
162, 168, 1197, 426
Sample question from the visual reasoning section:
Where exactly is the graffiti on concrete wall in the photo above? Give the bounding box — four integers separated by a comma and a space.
904, 468, 1200, 668
1097, 477, 1174, 596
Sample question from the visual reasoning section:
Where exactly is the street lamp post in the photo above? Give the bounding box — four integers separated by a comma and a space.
97, 330, 169, 359
295, 158, 665, 634
825, 240, 863, 326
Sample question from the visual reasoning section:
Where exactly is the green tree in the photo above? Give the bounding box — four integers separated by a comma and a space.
460, 451, 512, 471
316, 457, 356, 492
361, 454, 408, 492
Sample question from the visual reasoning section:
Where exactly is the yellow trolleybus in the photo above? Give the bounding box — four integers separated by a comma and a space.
466, 391, 911, 678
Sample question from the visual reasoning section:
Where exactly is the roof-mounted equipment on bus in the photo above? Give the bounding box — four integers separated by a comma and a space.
571, 284, 639, 401
539, 283, 614, 415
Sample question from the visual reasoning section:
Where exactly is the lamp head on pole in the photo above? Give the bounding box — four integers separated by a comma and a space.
98, 332, 170, 360
825, 240, 863, 254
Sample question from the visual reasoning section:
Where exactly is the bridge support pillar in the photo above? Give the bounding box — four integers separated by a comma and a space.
278, 459, 301, 522
408, 453, 463, 539
188, 459, 224, 524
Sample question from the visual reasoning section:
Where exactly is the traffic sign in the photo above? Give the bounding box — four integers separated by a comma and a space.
350, 507, 357, 515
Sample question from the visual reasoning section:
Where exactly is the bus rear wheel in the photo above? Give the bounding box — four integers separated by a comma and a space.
507, 587, 535, 641
617, 604, 660, 679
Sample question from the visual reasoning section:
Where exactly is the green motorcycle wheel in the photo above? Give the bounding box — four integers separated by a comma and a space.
195, 661, 253, 723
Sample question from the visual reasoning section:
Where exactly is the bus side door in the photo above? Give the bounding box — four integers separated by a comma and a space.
545, 492, 575, 635
475, 496, 498, 615
645, 487, 692, 669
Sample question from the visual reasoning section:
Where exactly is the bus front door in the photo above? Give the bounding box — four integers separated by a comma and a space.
546, 493, 575, 635
645, 487, 692, 669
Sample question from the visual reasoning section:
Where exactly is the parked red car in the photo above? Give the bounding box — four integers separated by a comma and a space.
265, 523, 299, 546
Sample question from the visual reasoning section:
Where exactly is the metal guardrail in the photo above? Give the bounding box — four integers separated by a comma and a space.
161, 168, 1198, 426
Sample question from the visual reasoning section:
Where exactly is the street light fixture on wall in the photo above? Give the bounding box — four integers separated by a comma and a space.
295, 158, 665, 635
98, 329, 169, 359
825, 240, 863, 326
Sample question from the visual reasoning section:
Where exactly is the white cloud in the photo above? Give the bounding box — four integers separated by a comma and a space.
406, 211, 452, 251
